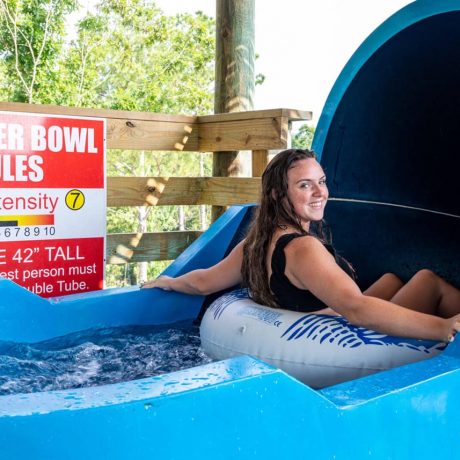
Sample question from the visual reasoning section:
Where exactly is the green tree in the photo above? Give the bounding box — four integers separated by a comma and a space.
292, 123, 315, 150
0, 0, 78, 103
57, 0, 215, 114
0, 0, 215, 114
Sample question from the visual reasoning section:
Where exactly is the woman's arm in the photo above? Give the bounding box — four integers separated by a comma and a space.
142, 240, 244, 295
285, 236, 460, 342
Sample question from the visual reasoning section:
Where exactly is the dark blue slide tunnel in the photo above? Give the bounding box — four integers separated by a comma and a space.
313, 0, 460, 289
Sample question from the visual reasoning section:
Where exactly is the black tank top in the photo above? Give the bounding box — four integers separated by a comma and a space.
270, 233, 356, 313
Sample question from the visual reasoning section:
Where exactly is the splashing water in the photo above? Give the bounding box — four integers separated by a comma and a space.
0, 321, 213, 396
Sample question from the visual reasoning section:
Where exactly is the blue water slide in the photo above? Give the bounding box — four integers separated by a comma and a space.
1, 1, 460, 458
312, 0, 460, 289
0, 204, 253, 343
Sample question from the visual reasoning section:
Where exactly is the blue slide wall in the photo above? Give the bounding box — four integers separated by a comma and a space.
1, 1, 460, 458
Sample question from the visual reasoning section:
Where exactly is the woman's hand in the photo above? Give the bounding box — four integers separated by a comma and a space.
444, 314, 460, 342
141, 276, 173, 291
139, 241, 244, 296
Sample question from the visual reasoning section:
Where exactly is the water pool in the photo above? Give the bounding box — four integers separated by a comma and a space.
0, 321, 213, 395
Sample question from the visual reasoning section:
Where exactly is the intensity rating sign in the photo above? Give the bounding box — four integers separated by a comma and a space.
0, 111, 106, 297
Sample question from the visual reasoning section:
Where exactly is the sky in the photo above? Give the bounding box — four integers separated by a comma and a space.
152, 0, 414, 126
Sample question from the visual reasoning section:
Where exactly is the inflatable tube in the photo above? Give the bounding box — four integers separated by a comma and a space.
200, 289, 447, 388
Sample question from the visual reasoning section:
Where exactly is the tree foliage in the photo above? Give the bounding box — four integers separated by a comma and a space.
292, 123, 315, 150
61, 0, 215, 114
0, 0, 78, 102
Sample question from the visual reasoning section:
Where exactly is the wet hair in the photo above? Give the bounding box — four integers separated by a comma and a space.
241, 148, 329, 307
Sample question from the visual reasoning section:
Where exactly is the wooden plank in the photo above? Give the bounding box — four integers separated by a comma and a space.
198, 116, 288, 151
0, 102, 312, 152
0, 101, 196, 122
210, 149, 242, 222
197, 108, 312, 123
107, 231, 202, 264
0, 103, 311, 124
108, 177, 201, 206
106, 118, 198, 151
252, 149, 269, 176
201, 177, 260, 205
107, 176, 261, 206
199, 110, 312, 152
0, 102, 199, 151
198, 109, 312, 152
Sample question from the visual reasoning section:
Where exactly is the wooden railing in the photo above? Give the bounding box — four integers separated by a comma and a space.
0, 102, 311, 265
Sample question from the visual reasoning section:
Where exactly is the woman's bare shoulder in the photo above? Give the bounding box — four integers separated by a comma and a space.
285, 234, 328, 253
283, 234, 335, 271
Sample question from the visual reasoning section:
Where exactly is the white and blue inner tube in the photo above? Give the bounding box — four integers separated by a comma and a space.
200, 289, 446, 388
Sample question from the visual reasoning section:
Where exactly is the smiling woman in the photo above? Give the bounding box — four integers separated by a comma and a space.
285, 157, 328, 224
241, 149, 338, 310
143, 148, 460, 344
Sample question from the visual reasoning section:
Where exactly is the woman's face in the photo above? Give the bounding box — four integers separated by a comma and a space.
286, 158, 328, 229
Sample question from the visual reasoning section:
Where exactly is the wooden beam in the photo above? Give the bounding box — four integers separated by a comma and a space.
200, 117, 287, 152
0, 103, 311, 152
214, 0, 255, 114
0, 102, 311, 124
107, 118, 198, 151
212, 0, 256, 221
252, 150, 269, 177
0, 101, 196, 122
107, 176, 261, 206
198, 111, 311, 152
0, 101, 199, 151
200, 177, 260, 205
197, 108, 312, 123
107, 231, 202, 264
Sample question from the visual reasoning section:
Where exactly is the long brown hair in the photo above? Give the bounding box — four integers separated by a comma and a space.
241, 149, 328, 307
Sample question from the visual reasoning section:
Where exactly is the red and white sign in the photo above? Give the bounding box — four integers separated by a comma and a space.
0, 111, 106, 297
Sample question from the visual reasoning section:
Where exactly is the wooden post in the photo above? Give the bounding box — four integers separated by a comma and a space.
212, 0, 255, 221
252, 149, 269, 177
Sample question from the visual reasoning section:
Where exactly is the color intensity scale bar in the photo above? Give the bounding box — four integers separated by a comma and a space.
0, 215, 55, 227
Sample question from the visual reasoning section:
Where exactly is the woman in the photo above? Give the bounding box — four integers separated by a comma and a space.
143, 149, 460, 342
